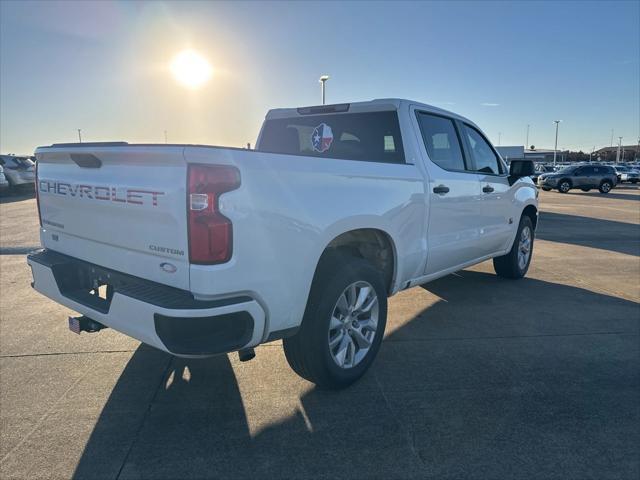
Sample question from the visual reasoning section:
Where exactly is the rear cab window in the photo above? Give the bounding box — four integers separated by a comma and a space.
258, 111, 405, 164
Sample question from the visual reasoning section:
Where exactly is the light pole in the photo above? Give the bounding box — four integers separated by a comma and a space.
616, 136, 622, 163
610, 129, 614, 147
526, 124, 530, 148
552, 120, 561, 166
319, 75, 329, 105
590, 146, 595, 162
77, 129, 82, 143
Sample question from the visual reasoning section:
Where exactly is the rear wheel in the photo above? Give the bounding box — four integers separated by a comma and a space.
541, 187, 551, 192
599, 180, 612, 194
580, 188, 591, 192
283, 252, 387, 389
558, 180, 571, 193
493, 215, 534, 279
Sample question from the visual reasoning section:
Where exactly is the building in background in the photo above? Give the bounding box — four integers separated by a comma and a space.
496, 146, 567, 164
495, 146, 525, 162
594, 145, 640, 163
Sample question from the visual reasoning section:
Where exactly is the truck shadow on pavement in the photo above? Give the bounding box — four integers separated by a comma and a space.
537, 211, 640, 256
72, 271, 640, 480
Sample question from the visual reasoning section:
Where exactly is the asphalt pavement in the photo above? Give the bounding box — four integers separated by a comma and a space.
1, 186, 639, 479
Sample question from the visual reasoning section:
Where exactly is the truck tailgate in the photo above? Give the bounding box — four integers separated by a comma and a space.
35, 145, 190, 290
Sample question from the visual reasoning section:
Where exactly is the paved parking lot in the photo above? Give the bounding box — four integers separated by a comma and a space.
1, 187, 639, 479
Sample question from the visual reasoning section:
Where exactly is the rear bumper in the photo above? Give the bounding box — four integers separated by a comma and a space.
27, 250, 266, 357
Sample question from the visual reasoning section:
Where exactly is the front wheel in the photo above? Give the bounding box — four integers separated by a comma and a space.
599, 181, 612, 194
493, 215, 534, 279
558, 180, 571, 193
283, 252, 387, 389
580, 188, 591, 192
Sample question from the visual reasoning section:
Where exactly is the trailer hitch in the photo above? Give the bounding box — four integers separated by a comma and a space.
68, 315, 107, 334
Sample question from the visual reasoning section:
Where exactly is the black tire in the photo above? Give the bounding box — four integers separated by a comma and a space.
557, 180, 571, 193
580, 188, 590, 192
631, 179, 638, 184
283, 251, 387, 390
493, 215, 534, 279
599, 180, 612, 194
541, 187, 551, 191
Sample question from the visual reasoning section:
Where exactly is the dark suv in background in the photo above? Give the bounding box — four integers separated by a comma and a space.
537, 165, 617, 194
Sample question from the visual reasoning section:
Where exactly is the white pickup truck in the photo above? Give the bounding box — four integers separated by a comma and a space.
28, 99, 538, 389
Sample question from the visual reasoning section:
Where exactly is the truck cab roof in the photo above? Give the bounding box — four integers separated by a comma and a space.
265, 98, 477, 128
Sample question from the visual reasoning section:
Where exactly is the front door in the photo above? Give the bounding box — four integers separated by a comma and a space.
414, 111, 483, 275
460, 123, 514, 254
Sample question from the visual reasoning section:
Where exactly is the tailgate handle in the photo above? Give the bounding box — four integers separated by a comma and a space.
70, 153, 102, 168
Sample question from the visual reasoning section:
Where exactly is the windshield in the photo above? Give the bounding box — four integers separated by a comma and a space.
0, 156, 35, 169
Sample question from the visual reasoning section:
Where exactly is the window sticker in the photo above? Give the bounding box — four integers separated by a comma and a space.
311, 123, 334, 153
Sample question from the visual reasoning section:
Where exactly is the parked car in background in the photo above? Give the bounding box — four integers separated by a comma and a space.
538, 164, 617, 194
0, 165, 10, 192
531, 164, 555, 183
0, 155, 36, 190
613, 165, 639, 183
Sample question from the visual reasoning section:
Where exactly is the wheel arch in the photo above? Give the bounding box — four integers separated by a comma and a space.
521, 204, 538, 230
316, 228, 397, 296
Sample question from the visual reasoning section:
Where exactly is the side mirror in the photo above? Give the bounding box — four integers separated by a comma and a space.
508, 160, 535, 185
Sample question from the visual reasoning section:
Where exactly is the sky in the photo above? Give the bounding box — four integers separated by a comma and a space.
1, 0, 638, 154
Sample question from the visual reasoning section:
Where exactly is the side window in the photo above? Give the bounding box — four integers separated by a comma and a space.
416, 112, 467, 171
463, 125, 503, 175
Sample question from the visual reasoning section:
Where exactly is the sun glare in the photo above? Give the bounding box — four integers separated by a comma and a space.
170, 50, 213, 89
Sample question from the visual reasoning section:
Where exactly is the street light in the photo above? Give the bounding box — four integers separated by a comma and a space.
526, 124, 530, 148
77, 129, 82, 143
552, 120, 561, 166
616, 136, 623, 163
319, 75, 329, 105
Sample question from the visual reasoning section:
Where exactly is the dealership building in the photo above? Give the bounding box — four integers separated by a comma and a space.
496, 146, 563, 163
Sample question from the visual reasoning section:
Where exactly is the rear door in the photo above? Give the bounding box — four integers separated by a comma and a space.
414, 111, 484, 275
35, 145, 190, 289
572, 166, 590, 187
588, 166, 610, 187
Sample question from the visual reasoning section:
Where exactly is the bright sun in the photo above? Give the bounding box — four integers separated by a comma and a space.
170, 50, 213, 89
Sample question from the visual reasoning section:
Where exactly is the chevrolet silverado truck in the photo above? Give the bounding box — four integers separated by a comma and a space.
28, 99, 538, 389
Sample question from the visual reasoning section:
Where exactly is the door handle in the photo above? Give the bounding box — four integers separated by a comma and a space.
482, 185, 494, 193
433, 185, 450, 195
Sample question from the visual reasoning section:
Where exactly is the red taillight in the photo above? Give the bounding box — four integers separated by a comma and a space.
35, 160, 42, 227
187, 164, 240, 264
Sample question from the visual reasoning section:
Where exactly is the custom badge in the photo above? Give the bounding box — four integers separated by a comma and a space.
311, 123, 334, 152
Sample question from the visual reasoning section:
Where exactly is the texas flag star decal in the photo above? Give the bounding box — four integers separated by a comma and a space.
311, 123, 334, 153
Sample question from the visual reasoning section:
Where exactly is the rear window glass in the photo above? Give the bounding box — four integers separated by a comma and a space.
258, 111, 405, 164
